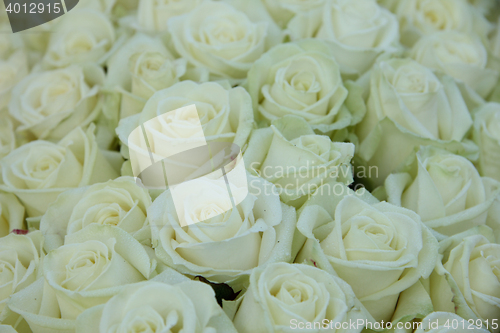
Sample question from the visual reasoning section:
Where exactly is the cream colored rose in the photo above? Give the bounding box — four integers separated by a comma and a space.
245, 115, 355, 207
247, 39, 366, 133
234, 262, 367, 333
104, 33, 187, 120
385, 146, 500, 237
473, 103, 500, 182
411, 31, 499, 98
415, 312, 490, 333
0, 193, 25, 237
0, 231, 42, 314
76, 280, 237, 333
43, 9, 115, 68
7, 225, 154, 333
356, 58, 476, 187
168, 1, 281, 81
149, 174, 297, 284
41, 177, 152, 252
137, 0, 202, 32
288, 0, 399, 77
296, 194, 438, 323
0, 115, 15, 160
430, 235, 500, 332
9, 65, 104, 141
0, 50, 28, 111
393, 0, 492, 47
117, 81, 254, 174
0, 126, 121, 217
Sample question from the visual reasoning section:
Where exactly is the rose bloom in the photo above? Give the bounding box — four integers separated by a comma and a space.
288, 0, 399, 77
233, 262, 367, 333
392, 0, 491, 47
43, 9, 115, 68
430, 234, 500, 332
246, 39, 365, 133
76, 280, 237, 333
149, 174, 297, 284
7, 225, 155, 333
384, 146, 500, 237
0, 126, 121, 217
167, 1, 282, 81
296, 193, 438, 323
9, 64, 104, 141
104, 33, 187, 120
0, 232, 42, 314
117, 80, 254, 180
411, 31, 499, 98
244, 115, 355, 207
40, 177, 152, 252
356, 58, 476, 187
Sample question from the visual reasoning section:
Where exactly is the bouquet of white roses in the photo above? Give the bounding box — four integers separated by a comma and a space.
0, 0, 499, 332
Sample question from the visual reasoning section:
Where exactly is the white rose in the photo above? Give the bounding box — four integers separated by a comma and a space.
244, 115, 355, 207
0, 115, 16, 160
149, 174, 297, 284
385, 146, 500, 237
76, 280, 237, 333
7, 225, 155, 333
411, 31, 499, 98
415, 312, 490, 333
117, 80, 254, 177
137, 0, 203, 32
0, 126, 121, 217
246, 39, 366, 133
430, 235, 500, 332
0, 193, 25, 237
104, 33, 187, 120
393, 0, 492, 47
0, 50, 28, 111
356, 58, 477, 187
0, 232, 42, 314
168, 1, 281, 81
40, 177, 152, 252
9, 65, 104, 141
472, 103, 500, 181
233, 262, 368, 333
43, 9, 115, 68
288, 0, 399, 77
296, 194, 438, 323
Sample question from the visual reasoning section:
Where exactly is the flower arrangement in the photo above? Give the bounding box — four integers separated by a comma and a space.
0, 0, 499, 332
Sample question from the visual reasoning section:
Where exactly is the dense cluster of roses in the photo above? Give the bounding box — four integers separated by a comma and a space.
0, 0, 499, 332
